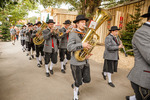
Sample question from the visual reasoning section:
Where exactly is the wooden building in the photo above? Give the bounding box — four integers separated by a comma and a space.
51, 8, 78, 27
97, 0, 150, 44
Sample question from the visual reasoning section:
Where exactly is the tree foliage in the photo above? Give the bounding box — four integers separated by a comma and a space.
120, 3, 143, 55
0, 0, 38, 41
36, 0, 135, 22
0, 16, 11, 41
27, 16, 38, 24
38, 0, 101, 18
102, 0, 131, 8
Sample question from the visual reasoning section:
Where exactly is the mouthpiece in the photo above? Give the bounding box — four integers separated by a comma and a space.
83, 25, 88, 28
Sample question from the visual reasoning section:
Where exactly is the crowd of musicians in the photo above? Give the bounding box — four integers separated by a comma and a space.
9, 6, 150, 100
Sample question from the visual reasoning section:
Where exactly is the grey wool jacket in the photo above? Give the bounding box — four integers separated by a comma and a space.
19, 29, 26, 40
59, 27, 69, 49
25, 29, 33, 42
42, 28, 59, 53
67, 29, 88, 66
128, 23, 150, 89
103, 34, 119, 61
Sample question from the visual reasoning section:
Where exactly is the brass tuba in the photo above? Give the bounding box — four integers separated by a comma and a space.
74, 8, 112, 61
33, 21, 47, 45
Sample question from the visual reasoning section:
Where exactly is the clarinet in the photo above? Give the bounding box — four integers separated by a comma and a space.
117, 36, 128, 57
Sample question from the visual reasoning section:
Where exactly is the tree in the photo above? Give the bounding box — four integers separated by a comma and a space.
0, 15, 11, 41
36, 0, 135, 23
0, 0, 38, 41
0, 0, 18, 9
39, 0, 101, 20
102, 0, 131, 8
120, 3, 143, 55
27, 16, 38, 24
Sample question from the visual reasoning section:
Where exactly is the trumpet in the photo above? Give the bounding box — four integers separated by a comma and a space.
51, 27, 63, 36
58, 32, 63, 36
67, 25, 73, 31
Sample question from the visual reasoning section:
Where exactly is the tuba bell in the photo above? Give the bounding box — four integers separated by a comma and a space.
74, 8, 112, 61
33, 21, 47, 45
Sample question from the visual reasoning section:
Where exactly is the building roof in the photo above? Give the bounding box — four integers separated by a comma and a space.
51, 8, 78, 16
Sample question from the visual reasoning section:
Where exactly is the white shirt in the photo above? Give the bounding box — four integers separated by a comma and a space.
145, 21, 150, 25
76, 28, 83, 32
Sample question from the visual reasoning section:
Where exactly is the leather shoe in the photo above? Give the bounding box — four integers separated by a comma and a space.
61, 69, 66, 73
71, 83, 74, 89
29, 57, 32, 60
50, 70, 54, 75
37, 63, 41, 67
126, 96, 129, 100
39, 61, 42, 65
46, 73, 50, 77
108, 82, 115, 87
102, 72, 106, 80
31, 55, 34, 59
63, 65, 66, 70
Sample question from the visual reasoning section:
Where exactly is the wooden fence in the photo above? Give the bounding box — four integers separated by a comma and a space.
97, 0, 150, 44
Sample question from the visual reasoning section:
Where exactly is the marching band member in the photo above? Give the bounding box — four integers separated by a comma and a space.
67, 15, 91, 100
16, 28, 19, 41
59, 20, 72, 73
10, 25, 16, 45
102, 26, 123, 87
126, 6, 150, 100
32, 21, 44, 67
25, 22, 31, 56
20, 25, 26, 52
42, 19, 59, 77
25, 23, 35, 60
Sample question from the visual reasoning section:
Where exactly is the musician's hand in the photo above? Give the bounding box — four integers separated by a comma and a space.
51, 29, 54, 33
36, 33, 38, 36
119, 44, 123, 49
85, 54, 93, 59
66, 30, 70, 33
82, 42, 92, 49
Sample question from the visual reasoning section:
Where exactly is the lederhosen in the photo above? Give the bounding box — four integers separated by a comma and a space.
25, 28, 28, 49
26, 29, 35, 51
33, 27, 44, 57
103, 34, 119, 74
59, 27, 71, 62
131, 82, 150, 100
44, 29, 59, 65
71, 29, 91, 87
